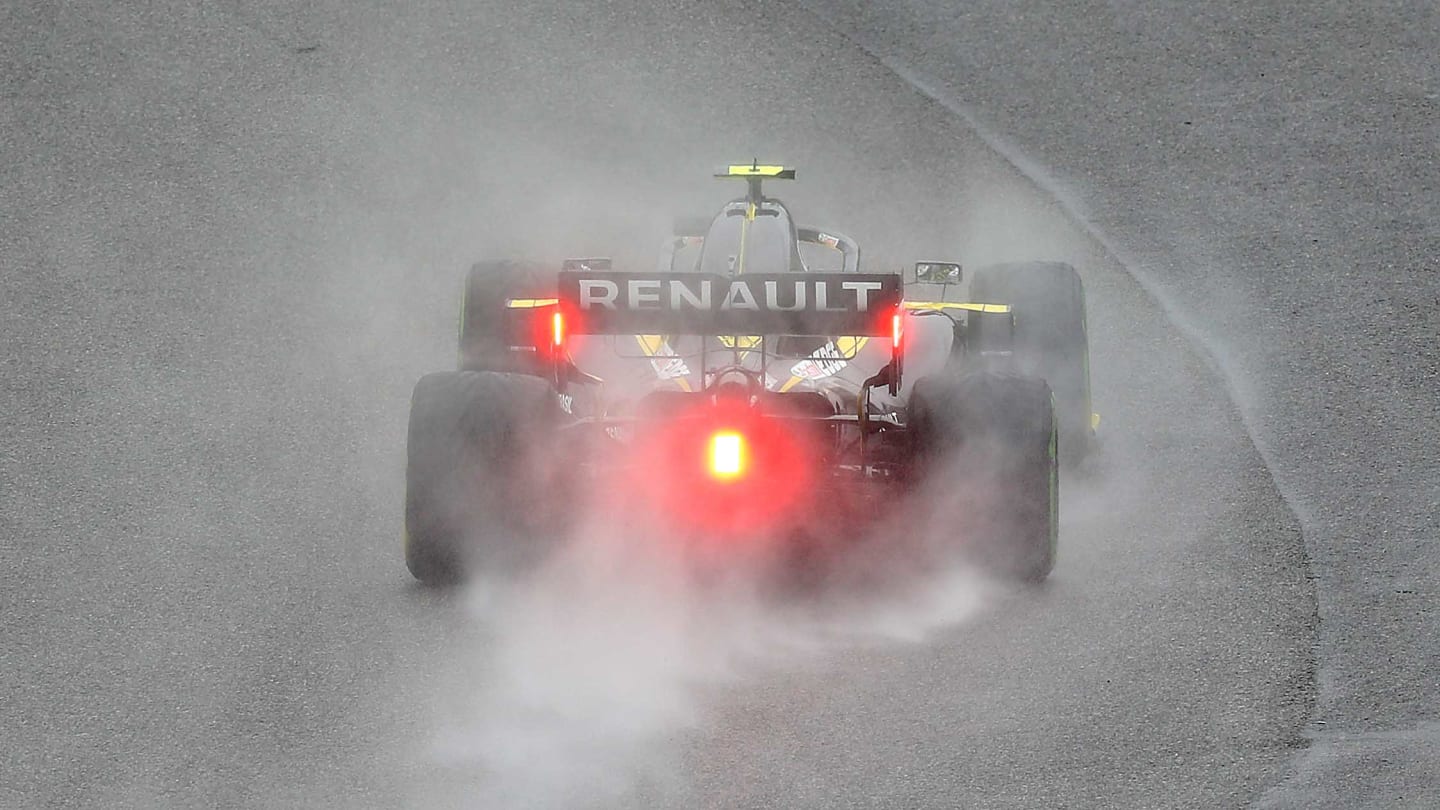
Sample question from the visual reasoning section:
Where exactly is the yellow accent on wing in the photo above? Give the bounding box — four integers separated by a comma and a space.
505, 298, 559, 308
903, 301, 1012, 314
725, 164, 789, 177
634, 335, 692, 391
718, 336, 763, 349
635, 335, 665, 354
778, 375, 804, 393
835, 336, 869, 356
736, 213, 750, 273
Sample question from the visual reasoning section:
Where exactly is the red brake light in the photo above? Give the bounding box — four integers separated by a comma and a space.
709, 431, 746, 480
892, 311, 902, 351
552, 310, 565, 348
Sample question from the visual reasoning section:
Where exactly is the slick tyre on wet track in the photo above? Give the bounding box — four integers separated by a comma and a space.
909, 371, 1059, 583
404, 370, 560, 585
970, 261, 1092, 464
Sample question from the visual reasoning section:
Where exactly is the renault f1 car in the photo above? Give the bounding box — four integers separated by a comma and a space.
404, 164, 1093, 585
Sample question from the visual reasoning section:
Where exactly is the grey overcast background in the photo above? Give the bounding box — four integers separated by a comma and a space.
2, 1, 1435, 808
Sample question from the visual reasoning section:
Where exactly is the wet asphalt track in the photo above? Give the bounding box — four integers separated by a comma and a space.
1, 2, 1432, 808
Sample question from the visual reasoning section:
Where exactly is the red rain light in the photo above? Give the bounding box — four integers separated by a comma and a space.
551, 310, 565, 348
635, 400, 815, 541
891, 310, 903, 351
709, 431, 746, 480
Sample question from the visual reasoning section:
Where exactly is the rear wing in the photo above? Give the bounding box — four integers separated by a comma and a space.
557, 271, 901, 336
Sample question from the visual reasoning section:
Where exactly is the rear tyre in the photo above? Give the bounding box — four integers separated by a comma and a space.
969, 261, 1092, 463
910, 371, 1059, 583
459, 259, 554, 373
404, 370, 560, 585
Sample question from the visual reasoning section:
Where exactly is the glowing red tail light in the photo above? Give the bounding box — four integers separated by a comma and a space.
708, 431, 747, 480
892, 310, 903, 351
551, 310, 565, 348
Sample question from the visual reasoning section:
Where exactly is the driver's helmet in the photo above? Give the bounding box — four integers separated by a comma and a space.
697, 199, 806, 275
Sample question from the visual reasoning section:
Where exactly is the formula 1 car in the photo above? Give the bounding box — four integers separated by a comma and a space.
404, 164, 1093, 585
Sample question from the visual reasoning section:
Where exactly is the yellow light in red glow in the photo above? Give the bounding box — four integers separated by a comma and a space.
552, 310, 565, 347
709, 431, 746, 480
